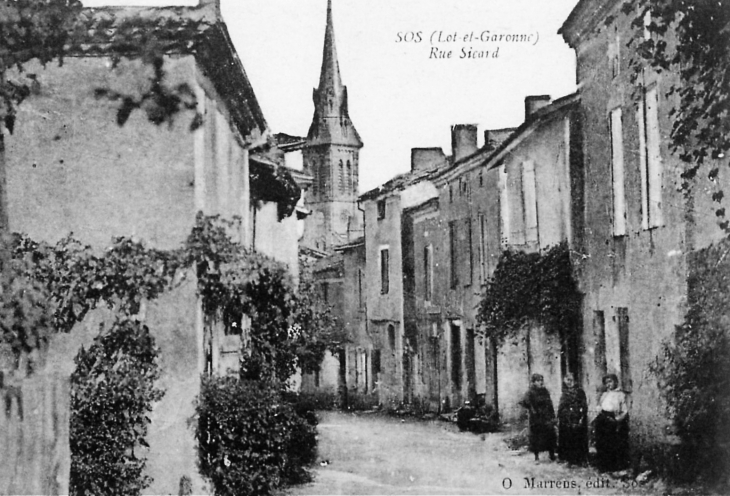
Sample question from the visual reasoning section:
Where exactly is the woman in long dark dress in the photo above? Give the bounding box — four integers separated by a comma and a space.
594, 373, 630, 472
557, 373, 588, 465
519, 373, 556, 462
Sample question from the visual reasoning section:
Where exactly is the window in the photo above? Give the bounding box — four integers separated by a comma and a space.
424, 244, 433, 302
611, 33, 620, 79
508, 163, 526, 245
449, 221, 458, 289
593, 310, 607, 385
638, 87, 663, 228
387, 324, 396, 350
450, 322, 462, 391
617, 307, 631, 391
449, 184, 454, 203
380, 248, 389, 294
321, 282, 329, 303
357, 268, 364, 308
311, 160, 318, 196
377, 199, 386, 220
318, 162, 327, 195
478, 172, 483, 187
372, 349, 382, 375
479, 213, 487, 282
522, 160, 538, 243
610, 108, 627, 236
339, 160, 345, 194
346, 160, 352, 192
223, 304, 243, 336
499, 164, 509, 246
466, 218, 473, 286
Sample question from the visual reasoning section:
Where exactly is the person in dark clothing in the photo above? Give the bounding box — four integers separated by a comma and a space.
519, 373, 556, 462
557, 373, 588, 465
594, 373, 630, 472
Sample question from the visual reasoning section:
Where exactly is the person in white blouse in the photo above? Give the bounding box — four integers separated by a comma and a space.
594, 373, 630, 472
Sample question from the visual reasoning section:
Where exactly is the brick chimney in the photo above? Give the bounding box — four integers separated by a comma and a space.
411, 148, 447, 173
525, 95, 551, 119
451, 124, 478, 162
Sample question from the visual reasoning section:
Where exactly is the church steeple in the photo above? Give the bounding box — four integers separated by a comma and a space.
307, 0, 362, 148
302, 0, 363, 252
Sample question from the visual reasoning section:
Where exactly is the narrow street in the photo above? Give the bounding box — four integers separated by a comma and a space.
287, 411, 663, 495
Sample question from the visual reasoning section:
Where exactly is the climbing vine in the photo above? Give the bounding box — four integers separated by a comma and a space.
650, 235, 730, 484
70, 318, 164, 496
0, 214, 330, 493
476, 242, 581, 345
619, 0, 730, 229
0, 0, 211, 132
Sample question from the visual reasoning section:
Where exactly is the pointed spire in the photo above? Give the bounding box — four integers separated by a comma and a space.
317, 0, 343, 104
307, 0, 362, 148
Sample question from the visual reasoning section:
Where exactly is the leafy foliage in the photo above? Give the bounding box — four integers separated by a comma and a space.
0, 0, 211, 131
70, 318, 164, 496
194, 376, 317, 496
0, 245, 54, 364
291, 256, 346, 375
476, 242, 581, 344
0, 214, 333, 493
621, 0, 730, 227
650, 236, 730, 483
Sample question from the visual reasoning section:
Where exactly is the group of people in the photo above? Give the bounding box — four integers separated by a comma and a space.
518, 372, 630, 472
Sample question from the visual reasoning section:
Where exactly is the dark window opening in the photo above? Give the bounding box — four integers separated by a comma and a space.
381, 249, 390, 294
617, 307, 631, 391
424, 245, 432, 301
372, 349, 382, 375
377, 199, 386, 220
449, 221, 458, 289
450, 322, 462, 391
223, 305, 243, 336
387, 324, 396, 351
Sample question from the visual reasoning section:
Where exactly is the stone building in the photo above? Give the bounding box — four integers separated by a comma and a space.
301, 0, 363, 253
560, 0, 729, 461
0, 1, 302, 493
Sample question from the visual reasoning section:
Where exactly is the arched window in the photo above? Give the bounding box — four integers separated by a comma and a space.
319, 162, 327, 195
311, 160, 318, 196
339, 160, 345, 194
346, 160, 352, 192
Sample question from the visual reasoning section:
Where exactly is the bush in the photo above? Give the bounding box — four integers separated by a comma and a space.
70, 319, 164, 496
651, 237, 730, 484
195, 376, 317, 496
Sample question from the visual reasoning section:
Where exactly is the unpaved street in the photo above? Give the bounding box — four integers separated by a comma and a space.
287, 411, 663, 495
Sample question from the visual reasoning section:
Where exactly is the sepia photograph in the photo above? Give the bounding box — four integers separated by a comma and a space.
0, 0, 728, 494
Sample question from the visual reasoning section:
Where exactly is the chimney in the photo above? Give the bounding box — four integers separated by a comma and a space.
451, 124, 478, 162
411, 148, 447, 173
525, 95, 551, 119
198, 0, 221, 17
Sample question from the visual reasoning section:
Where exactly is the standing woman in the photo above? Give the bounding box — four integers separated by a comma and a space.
557, 373, 588, 465
519, 373, 557, 462
594, 373, 630, 472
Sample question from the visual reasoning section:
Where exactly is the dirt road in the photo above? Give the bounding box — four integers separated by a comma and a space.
286, 411, 663, 495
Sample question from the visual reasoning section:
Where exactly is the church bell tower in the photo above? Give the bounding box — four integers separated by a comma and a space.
302, 0, 363, 252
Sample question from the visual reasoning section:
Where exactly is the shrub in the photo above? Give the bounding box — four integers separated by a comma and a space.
70, 319, 164, 496
650, 237, 730, 484
195, 376, 317, 496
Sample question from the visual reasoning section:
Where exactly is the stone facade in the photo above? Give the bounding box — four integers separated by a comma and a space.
0, 2, 301, 493
560, 0, 729, 458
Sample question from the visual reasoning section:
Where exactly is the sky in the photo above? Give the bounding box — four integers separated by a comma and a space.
83, 0, 580, 192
